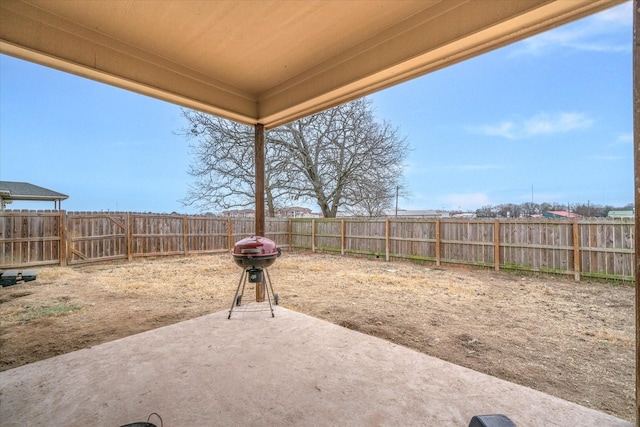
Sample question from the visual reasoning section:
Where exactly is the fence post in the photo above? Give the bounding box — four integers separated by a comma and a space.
59, 210, 67, 266
573, 219, 580, 281
494, 219, 500, 271
341, 219, 346, 255
183, 215, 189, 256
385, 218, 390, 262
227, 217, 233, 251
312, 218, 316, 252
127, 213, 133, 261
435, 219, 441, 266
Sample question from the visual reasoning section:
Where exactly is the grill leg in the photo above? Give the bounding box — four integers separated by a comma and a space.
228, 269, 247, 319
264, 269, 275, 317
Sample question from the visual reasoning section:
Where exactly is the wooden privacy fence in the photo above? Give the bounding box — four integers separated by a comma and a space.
290, 217, 634, 282
0, 211, 634, 281
0, 211, 290, 268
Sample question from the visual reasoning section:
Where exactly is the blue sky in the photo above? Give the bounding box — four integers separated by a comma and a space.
0, 2, 633, 214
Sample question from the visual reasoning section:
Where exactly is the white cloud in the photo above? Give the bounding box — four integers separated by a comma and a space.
473, 112, 593, 140
523, 112, 593, 135
477, 122, 516, 139
615, 133, 633, 144
599, 132, 633, 149
514, 2, 631, 55
596, 2, 633, 26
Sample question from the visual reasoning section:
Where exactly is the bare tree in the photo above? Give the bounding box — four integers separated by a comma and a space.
179, 112, 293, 216
520, 202, 540, 217
341, 170, 409, 217
269, 98, 408, 217
179, 98, 409, 217
475, 205, 496, 218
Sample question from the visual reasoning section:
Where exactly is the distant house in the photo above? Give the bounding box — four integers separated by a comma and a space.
384, 210, 450, 219
221, 209, 255, 218
542, 210, 581, 219
0, 181, 68, 211
451, 212, 476, 219
275, 206, 313, 218
607, 210, 634, 220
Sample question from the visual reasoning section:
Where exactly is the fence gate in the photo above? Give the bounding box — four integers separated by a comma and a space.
0, 211, 64, 268
66, 213, 128, 265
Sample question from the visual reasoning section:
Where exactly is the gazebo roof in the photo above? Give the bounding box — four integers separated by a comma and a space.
0, 181, 68, 203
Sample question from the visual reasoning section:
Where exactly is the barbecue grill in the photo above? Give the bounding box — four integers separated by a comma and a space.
228, 236, 281, 319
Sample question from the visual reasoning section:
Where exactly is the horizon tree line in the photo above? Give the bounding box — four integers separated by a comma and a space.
471, 202, 633, 218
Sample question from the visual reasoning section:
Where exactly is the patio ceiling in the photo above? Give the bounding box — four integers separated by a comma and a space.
0, 0, 626, 129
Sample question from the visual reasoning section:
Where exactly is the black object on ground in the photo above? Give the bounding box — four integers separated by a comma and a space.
0, 270, 37, 287
469, 414, 516, 427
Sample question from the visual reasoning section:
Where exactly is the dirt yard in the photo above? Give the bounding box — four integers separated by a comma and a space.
0, 251, 634, 421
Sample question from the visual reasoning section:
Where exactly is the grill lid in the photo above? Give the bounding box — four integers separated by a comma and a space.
232, 236, 278, 257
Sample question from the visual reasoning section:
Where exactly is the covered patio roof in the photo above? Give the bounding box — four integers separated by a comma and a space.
0, 0, 626, 129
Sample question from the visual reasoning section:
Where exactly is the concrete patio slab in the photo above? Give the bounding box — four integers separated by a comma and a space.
0, 306, 632, 427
